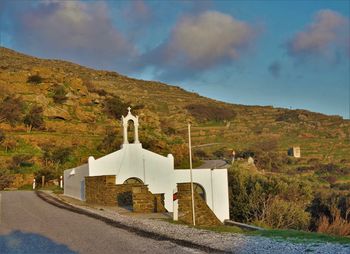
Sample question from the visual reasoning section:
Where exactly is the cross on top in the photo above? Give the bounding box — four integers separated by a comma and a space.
127, 107, 131, 113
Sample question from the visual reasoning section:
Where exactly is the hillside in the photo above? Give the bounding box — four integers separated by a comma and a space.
0, 47, 349, 180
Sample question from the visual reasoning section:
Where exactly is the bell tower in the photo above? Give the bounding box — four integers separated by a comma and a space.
121, 107, 140, 144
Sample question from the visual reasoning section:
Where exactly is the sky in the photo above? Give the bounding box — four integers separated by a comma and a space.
0, 0, 349, 118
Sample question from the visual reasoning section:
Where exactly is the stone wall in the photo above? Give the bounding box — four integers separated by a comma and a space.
85, 175, 118, 205
132, 186, 166, 213
177, 183, 222, 226
85, 175, 166, 213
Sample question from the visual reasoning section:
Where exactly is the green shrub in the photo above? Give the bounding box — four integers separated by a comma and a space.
0, 129, 5, 144
35, 169, 57, 186
9, 154, 33, 171
41, 144, 72, 166
52, 85, 67, 104
185, 104, 236, 122
27, 74, 43, 84
0, 171, 13, 190
104, 97, 128, 119
0, 96, 25, 126
263, 197, 311, 230
98, 129, 122, 153
228, 166, 313, 230
23, 105, 44, 131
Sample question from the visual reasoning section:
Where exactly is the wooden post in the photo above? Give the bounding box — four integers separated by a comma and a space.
41, 176, 45, 188
188, 122, 196, 226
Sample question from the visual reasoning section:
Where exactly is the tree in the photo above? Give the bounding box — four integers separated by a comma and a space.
52, 85, 67, 104
41, 144, 72, 167
0, 96, 25, 126
23, 105, 44, 132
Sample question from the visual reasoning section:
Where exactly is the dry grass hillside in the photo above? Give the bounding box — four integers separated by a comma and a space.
0, 47, 349, 185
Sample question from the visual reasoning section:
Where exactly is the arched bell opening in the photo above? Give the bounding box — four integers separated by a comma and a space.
127, 120, 135, 143
122, 107, 140, 144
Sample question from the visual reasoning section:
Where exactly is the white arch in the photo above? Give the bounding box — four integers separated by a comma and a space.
121, 107, 140, 144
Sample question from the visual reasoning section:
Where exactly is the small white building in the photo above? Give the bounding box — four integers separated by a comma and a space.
288, 146, 301, 158
64, 108, 229, 222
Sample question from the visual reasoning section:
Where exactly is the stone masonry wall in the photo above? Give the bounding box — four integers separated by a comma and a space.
85, 175, 118, 205
132, 186, 166, 213
177, 183, 222, 227
85, 175, 166, 213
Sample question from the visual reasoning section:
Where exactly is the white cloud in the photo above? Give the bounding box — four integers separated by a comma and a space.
12, 1, 136, 69
287, 9, 349, 59
142, 11, 257, 79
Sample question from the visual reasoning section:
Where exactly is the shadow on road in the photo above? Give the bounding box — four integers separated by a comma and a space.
0, 230, 76, 254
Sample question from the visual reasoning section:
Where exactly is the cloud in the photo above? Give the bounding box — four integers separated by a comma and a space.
121, 0, 154, 43
268, 61, 282, 78
286, 9, 349, 60
7, 1, 136, 70
123, 0, 153, 23
140, 11, 257, 81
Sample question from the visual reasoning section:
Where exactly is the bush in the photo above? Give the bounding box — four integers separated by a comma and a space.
0, 130, 5, 144
104, 97, 129, 119
263, 197, 311, 230
27, 74, 43, 84
84, 80, 108, 96
98, 129, 122, 153
52, 85, 67, 104
185, 104, 236, 122
35, 169, 57, 187
41, 144, 72, 166
228, 166, 313, 230
317, 207, 350, 236
9, 154, 33, 171
23, 105, 44, 131
0, 171, 13, 190
276, 110, 309, 122
194, 149, 207, 159
0, 96, 25, 126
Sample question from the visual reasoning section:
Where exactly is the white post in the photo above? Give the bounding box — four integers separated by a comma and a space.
210, 168, 214, 211
32, 179, 36, 190
143, 157, 146, 183
134, 122, 140, 144
173, 188, 178, 221
60, 175, 63, 188
188, 122, 196, 226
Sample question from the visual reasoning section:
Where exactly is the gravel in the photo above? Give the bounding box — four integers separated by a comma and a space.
41, 192, 350, 254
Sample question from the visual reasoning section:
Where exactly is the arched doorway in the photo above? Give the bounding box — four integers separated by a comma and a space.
193, 183, 206, 201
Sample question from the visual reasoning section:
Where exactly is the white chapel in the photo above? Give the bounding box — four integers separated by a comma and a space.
64, 108, 229, 222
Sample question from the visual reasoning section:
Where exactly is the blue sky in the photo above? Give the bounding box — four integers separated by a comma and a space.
1, 0, 349, 118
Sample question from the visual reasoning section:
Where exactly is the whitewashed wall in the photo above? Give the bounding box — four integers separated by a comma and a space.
174, 168, 229, 222
64, 163, 89, 200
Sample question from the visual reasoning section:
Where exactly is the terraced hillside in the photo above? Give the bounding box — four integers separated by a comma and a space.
0, 47, 349, 181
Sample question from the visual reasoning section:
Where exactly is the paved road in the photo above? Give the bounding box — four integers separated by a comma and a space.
0, 191, 202, 254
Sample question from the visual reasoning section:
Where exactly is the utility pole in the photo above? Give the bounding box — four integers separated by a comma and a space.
188, 122, 196, 226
